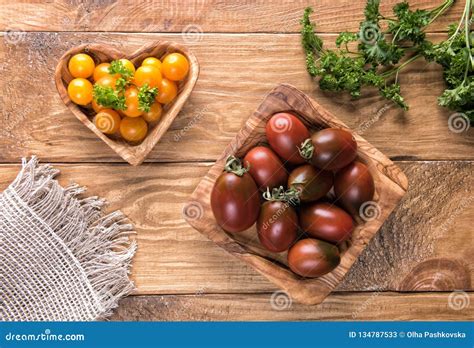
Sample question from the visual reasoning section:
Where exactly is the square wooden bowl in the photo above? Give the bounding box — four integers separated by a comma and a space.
184, 84, 408, 305
55, 41, 199, 166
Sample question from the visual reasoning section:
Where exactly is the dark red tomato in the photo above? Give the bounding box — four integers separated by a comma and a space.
299, 202, 354, 244
287, 238, 340, 278
211, 158, 260, 233
334, 161, 375, 216
244, 146, 288, 190
257, 201, 298, 252
265, 112, 310, 165
303, 128, 357, 171
287, 164, 333, 202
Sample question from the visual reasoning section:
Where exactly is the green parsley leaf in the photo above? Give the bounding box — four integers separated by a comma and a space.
364, 0, 381, 22
421, 0, 473, 120
380, 83, 408, 110
93, 85, 126, 110
388, 2, 431, 44
137, 84, 158, 112
115, 77, 128, 92
109, 60, 134, 80
335, 32, 359, 47
438, 81, 474, 112
301, 7, 324, 54
300, 0, 455, 110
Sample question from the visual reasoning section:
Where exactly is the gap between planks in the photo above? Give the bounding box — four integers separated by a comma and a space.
125, 290, 474, 296
0, 160, 471, 166
110, 291, 474, 320
0, 31, 451, 35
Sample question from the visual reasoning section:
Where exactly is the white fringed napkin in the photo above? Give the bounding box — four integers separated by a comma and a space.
0, 157, 136, 321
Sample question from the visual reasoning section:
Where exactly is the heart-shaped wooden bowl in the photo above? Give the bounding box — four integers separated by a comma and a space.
184, 84, 408, 305
55, 41, 199, 166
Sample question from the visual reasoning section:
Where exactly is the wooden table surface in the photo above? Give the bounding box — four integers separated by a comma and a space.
1, 0, 472, 321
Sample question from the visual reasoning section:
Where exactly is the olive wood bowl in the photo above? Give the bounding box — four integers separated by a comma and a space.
55, 41, 199, 166
184, 84, 408, 305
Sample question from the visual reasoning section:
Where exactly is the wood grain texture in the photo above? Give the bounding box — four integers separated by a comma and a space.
0, 161, 470, 295
110, 292, 474, 321
1, 32, 472, 163
55, 41, 199, 165
0, 0, 472, 320
339, 160, 474, 292
0, 0, 464, 33
184, 84, 408, 305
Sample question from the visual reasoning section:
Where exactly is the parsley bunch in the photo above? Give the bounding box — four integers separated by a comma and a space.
109, 60, 134, 80
93, 84, 127, 110
109, 60, 134, 91
423, 0, 473, 121
301, 0, 455, 110
92, 60, 133, 110
137, 84, 158, 112
92, 60, 159, 113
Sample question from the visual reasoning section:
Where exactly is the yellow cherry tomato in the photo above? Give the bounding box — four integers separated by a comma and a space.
119, 58, 136, 74
93, 62, 112, 82
68, 78, 93, 105
156, 78, 178, 104
134, 65, 162, 88
95, 75, 117, 89
162, 53, 189, 81
68, 53, 95, 78
94, 109, 121, 134
92, 99, 105, 113
120, 117, 148, 142
122, 86, 143, 117
141, 57, 162, 71
143, 102, 163, 123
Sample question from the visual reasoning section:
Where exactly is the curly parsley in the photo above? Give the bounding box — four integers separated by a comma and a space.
423, 0, 473, 121
108, 60, 134, 80
301, 0, 456, 111
92, 85, 126, 110
137, 84, 158, 112
92, 60, 135, 110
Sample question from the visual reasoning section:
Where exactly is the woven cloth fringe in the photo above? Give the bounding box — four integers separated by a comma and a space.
0, 157, 136, 321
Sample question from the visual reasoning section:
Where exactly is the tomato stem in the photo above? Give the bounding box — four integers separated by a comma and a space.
224, 156, 249, 176
262, 186, 300, 206
299, 138, 314, 160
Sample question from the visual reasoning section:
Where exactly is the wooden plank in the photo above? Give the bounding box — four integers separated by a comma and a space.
0, 32, 472, 163
110, 292, 474, 321
0, 161, 471, 295
339, 161, 474, 292
0, 0, 464, 33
